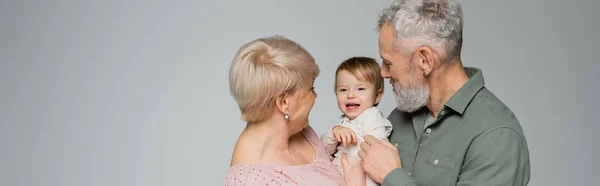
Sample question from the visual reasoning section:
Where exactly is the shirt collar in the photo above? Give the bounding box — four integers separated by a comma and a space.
340, 107, 377, 124
444, 67, 485, 115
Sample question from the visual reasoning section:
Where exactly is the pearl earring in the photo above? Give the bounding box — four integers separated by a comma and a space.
284, 113, 289, 123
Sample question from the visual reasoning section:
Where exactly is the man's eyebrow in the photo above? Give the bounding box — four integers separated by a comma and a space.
381, 57, 389, 63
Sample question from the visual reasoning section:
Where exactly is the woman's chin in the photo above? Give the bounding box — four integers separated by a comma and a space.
290, 120, 309, 132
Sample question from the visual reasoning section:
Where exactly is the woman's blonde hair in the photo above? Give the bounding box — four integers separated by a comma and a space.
229, 36, 320, 122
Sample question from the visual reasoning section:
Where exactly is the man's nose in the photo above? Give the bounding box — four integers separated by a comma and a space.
381, 65, 391, 78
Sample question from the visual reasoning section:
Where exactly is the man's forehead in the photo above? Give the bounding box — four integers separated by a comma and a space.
378, 24, 394, 51
378, 23, 394, 37
378, 39, 393, 59
377, 31, 389, 45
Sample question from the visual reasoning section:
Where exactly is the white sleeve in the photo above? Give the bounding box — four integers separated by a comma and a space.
361, 108, 393, 140
320, 124, 343, 155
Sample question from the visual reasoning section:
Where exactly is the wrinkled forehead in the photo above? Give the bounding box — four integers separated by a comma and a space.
378, 24, 395, 57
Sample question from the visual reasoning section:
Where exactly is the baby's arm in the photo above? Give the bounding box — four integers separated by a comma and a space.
320, 125, 342, 155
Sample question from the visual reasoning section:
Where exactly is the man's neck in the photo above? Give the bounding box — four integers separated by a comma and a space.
426, 59, 469, 118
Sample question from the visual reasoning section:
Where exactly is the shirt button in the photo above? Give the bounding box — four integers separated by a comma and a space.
434, 159, 439, 165
440, 110, 446, 115
408, 172, 411, 175
426, 128, 432, 133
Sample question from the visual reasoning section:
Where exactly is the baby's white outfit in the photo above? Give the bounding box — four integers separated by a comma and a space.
320, 107, 393, 186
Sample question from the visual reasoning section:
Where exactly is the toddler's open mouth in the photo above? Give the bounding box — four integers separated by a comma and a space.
346, 103, 360, 111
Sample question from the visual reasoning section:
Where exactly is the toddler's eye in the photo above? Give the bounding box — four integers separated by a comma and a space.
358, 87, 366, 91
339, 88, 347, 92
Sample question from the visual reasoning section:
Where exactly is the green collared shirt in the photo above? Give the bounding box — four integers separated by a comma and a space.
383, 67, 531, 186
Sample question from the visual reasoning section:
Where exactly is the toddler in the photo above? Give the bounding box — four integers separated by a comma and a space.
320, 57, 393, 186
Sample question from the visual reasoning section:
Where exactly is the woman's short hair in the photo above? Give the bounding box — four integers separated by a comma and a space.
229, 35, 320, 122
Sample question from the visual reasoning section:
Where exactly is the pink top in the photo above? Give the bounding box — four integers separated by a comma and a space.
224, 126, 345, 186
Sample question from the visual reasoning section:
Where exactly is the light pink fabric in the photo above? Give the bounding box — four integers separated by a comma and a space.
224, 126, 345, 186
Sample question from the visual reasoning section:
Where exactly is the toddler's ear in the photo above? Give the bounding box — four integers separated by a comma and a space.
375, 89, 383, 104
374, 89, 383, 105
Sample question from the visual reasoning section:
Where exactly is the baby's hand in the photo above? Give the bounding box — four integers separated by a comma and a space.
333, 126, 357, 146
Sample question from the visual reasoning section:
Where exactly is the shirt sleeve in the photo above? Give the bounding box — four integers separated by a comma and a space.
456, 127, 530, 186
362, 108, 393, 140
320, 124, 343, 155
381, 168, 417, 186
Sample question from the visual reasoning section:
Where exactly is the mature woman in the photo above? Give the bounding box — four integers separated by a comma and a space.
224, 36, 364, 186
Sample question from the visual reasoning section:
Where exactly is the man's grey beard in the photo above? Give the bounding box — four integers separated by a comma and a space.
392, 71, 430, 113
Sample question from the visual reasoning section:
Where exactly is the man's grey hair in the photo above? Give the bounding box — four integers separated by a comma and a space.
377, 0, 463, 62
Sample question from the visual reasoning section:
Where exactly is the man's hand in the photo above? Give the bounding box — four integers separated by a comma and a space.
341, 153, 366, 186
333, 126, 357, 146
358, 135, 402, 183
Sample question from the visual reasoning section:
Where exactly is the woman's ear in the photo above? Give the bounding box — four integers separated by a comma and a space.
275, 94, 289, 114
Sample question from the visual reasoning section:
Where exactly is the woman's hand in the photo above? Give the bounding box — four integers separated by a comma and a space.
341, 153, 366, 186
333, 126, 357, 146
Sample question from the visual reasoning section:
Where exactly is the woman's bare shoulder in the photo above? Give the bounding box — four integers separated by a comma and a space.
229, 136, 260, 166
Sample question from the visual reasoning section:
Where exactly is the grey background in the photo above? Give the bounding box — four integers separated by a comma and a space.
1, 0, 598, 185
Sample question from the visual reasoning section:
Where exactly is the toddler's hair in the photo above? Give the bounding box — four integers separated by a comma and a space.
334, 57, 384, 105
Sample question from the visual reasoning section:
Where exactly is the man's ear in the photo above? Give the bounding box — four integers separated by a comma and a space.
415, 45, 437, 77
275, 94, 288, 114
